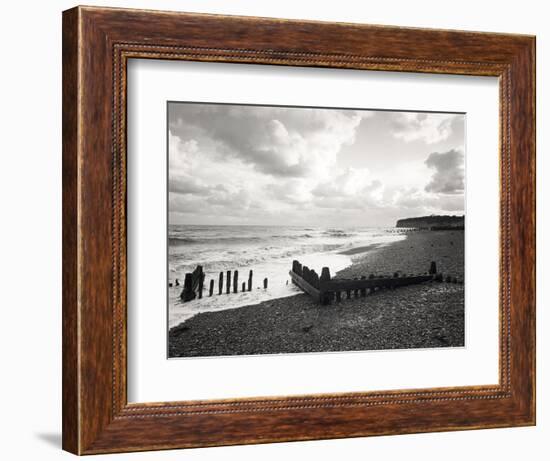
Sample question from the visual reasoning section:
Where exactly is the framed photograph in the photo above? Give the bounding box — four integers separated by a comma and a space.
62, 6, 535, 455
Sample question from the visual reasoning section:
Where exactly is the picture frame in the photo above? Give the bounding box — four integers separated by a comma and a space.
62, 5, 535, 455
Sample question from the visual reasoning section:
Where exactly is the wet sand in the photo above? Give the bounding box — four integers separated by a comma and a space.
169, 230, 464, 358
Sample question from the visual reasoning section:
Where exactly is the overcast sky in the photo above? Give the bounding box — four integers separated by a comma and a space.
168, 102, 465, 227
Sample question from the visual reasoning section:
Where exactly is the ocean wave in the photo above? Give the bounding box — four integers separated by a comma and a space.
169, 233, 315, 245
168, 237, 197, 245
322, 229, 357, 238
170, 242, 346, 274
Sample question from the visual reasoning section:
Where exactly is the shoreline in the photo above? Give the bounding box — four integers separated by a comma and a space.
169, 230, 465, 358
337, 243, 382, 256
168, 230, 405, 327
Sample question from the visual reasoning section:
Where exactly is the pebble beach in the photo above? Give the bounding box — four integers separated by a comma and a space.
168, 230, 465, 358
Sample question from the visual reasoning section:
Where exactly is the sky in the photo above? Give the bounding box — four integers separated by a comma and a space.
168, 102, 465, 227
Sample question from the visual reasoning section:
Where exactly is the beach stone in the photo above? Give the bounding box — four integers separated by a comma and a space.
170, 324, 190, 336
169, 228, 465, 357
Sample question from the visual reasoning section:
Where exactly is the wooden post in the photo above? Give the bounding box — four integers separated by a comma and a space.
248, 270, 253, 291
242, 282, 246, 292
218, 272, 223, 295
335, 291, 342, 302
320, 267, 332, 305
360, 276, 367, 296
233, 270, 239, 293
180, 273, 196, 302
353, 278, 359, 297
184, 273, 192, 292
209, 279, 214, 297
226, 270, 231, 294
311, 270, 319, 288
292, 260, 298, 273
263, 278, 268, 289
198, 273, 204, 299
429, 261, 437, 275
320, 267, 331, 282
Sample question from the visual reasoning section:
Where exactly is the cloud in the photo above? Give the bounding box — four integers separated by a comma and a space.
424, 149, 464, 194
167, 103, 465, 226
312, 167, 381, 197
266, 179, 315, 204
169, 176, 210, 195
391, 113, 460, 144
169, 104, 370, 179
391, 187, 463, 212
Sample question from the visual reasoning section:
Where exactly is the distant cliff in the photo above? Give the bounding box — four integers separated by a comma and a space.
395, 215, 464, 230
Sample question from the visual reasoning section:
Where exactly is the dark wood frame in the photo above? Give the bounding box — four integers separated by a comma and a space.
62, 5, 536, 455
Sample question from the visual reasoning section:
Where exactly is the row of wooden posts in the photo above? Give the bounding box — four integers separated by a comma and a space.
290, 259, 460, 305
179, 266, 268, 302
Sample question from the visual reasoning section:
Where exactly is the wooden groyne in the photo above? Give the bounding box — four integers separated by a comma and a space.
179, 267, 267, 303
290, 259, 459, 305
177, 260, 460, 305
180, 265, 205, 302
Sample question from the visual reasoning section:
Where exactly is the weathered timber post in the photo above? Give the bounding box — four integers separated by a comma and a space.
320, 267, 331, 305
429, 261, 437, 275
360, 276, 367, 296
198, 272, 205, 299
320, 267, 331, 282
180, 273, 196, 302
218, 272, 223, 295
242, 282, 246, 292
311, 270, 319, 288
335, 291, 342, 302
263, 278, 268, 289
209, 279, 214, 296
226, 270, 231, 294
353, 278, 359, 297
248, 270, 253, 291
233, 270, 239, 293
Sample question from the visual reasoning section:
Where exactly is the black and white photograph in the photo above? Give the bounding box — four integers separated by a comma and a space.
1, 0, 541, 457
167, 102, 466, 358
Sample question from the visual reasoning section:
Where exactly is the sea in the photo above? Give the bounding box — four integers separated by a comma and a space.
168, 225, 406, 328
